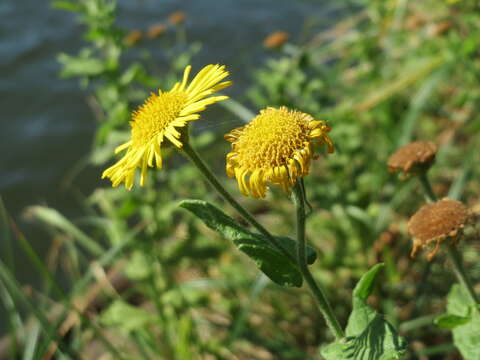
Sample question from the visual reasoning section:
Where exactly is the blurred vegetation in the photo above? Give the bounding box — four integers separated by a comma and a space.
1, 0, 480, 359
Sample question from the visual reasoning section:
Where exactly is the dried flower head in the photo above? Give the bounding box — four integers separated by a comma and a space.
124, 30, 142, 46
427, 21, 452, 37
147, 23, 167, 39
168, 11, 186, 25
102, 64, 232, 189
225, 106, 333, 198
408, 198, 469, 260
388, 141, 437, 175
263, 31, 289, 48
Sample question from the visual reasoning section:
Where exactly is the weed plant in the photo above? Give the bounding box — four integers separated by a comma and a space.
1, 0, 479, 359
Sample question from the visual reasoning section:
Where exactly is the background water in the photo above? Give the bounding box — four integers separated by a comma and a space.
0, 0, 347, 333
0, 0, 348, 212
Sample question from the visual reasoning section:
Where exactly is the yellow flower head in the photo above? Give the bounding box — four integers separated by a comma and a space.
102, 64, 232, 189
225, 106, 333, 198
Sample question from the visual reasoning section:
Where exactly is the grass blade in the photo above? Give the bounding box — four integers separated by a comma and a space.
25, 206, 103, 256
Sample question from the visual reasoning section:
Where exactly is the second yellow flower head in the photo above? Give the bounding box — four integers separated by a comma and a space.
225, 106, 333, 198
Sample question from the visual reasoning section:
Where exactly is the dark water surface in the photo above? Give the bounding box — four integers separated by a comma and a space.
0, 0, 346, 333
0, 0, 348, 210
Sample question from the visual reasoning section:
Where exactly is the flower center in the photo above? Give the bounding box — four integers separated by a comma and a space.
131, 91, 187, 146
235, 107, 311, 170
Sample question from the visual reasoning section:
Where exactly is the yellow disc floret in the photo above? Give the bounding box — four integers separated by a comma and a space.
102, 64, 232, 189
225, 106, 333, 198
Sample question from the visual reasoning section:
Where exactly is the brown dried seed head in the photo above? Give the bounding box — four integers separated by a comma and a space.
263, 31, 289, 48
427, 21, 452, 37
388, 141, 437, 174
408, 198, 469, 260
147, 23, 167, 39
168, 11, 186, 25
404, 13, 426, 30
124, 30, 142, 46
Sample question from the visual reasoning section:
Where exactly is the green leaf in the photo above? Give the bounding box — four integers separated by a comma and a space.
321, 264, 407, 360
25, 205, 103, 255
100, 300, 152, 334
58, 53, 106, 77
443, 284, 480, 360
434, 313, 471, 329
446, 283, 475, 316
321, 316, 406, 360
125, 251, 151, 280
51, 1, 82, 12
320, 341, 346, 359
353, 263, 385, 300
179, 200, 316, 264
277, 235, 316, 265
452, 312, 480, 360
179, 200, 317, 287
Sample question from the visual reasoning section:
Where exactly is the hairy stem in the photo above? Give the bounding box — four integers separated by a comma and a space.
418, 172, 437, 202
445, 244, 479, 306
293, 183, 345, 339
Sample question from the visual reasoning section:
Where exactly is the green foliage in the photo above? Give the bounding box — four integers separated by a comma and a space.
2, 0, 480, 358
435, 284, 480, 360
100, 300, 153, 334
25, 205, 103, 255
180, 200, 317, 287
321, 264, 406, 360
433, 313, 470, 329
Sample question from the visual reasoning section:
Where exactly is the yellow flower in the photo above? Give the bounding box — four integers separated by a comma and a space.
224, 106, 333, 198
102, 64, 232, 189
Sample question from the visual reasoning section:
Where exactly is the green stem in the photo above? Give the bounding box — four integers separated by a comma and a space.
181, 141, 295, 264
418, 172, 437, 202
418, 173, 479, 307
399, 313, 439, 333
445, 244, 479, 306
292, 183, 345, 339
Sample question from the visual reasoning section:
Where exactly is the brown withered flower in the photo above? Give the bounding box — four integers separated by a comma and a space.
408, 198, 470, 260
147, 23, 167, 39
124, 30, 143, 46
263, 31, 289, 49
388, 141, 437, 175
168, 11, 186, 25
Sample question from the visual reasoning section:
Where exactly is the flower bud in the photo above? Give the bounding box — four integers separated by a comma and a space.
388, 141, 437, 175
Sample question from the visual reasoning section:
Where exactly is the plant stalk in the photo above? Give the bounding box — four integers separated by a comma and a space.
418, 172, 437, 202
292, 182, 345, 339
445, 244, 479, 306
182, 140, 295, 264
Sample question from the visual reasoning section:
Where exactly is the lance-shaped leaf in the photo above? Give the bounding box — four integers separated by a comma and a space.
179, 200, 317, 287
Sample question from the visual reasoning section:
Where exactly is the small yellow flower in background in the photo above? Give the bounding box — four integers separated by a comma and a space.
102, 64, 232, 189
224, 106, 334, 198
